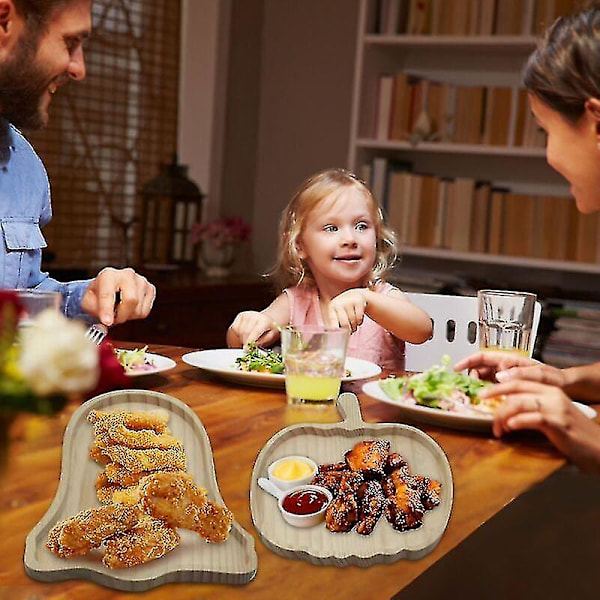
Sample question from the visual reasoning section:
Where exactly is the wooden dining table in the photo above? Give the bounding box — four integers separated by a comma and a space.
1, 342, 591, 600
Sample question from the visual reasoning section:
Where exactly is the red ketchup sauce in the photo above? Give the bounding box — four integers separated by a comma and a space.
282, 489, 328, 515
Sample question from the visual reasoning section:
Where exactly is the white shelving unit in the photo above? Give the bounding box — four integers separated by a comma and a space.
348, 0, 595, 276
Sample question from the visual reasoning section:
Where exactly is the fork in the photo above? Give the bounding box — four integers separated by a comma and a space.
85, 323, 108, 345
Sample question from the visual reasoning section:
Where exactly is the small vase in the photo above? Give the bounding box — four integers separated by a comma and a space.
199, 241, 236, 278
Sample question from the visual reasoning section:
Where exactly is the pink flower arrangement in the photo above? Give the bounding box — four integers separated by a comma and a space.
191, 217, 252, 249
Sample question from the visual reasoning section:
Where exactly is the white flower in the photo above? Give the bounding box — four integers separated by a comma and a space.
19, 310, 100, 396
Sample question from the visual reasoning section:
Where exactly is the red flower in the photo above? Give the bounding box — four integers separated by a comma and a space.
86, 341, 128, 399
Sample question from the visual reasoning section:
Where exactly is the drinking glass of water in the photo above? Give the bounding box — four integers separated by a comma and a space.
280, 326, 349, 406
477, 290, 536, 356
15, 289, 61, 327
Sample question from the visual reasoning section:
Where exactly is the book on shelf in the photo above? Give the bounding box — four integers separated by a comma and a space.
542, 343, 600, 368
554, 316, 600, 333
478, 0, 497, 35
389, 73, 411, 140
454, 86, 484, 144
362, 153, 591, 266
481, 87, 512, 146
378, 0, 408, 35
494, 0, 527, 35
407, 0, 432, 34
502, 193, 535, 256
371, 0, 576, 36
548, 298, 600, 318
486, 188, 506, 254
375, 74, 394, 140
470, 182, 491, 252
433, 179, 451, 247
371, 156, 389, 208
446, 178, 475, 251
387, 164, 414, 244
416, 174, 439, 247
370, 74, 545, 148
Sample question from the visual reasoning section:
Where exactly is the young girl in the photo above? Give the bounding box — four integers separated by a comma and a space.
227, 168, 432, 370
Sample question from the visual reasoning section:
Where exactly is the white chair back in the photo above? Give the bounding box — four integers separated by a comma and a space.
404, 293, 542, 372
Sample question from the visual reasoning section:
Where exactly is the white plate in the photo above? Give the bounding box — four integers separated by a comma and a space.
118, 352, 177, 378
362, 380, 598, 433
181, 349, 381, 389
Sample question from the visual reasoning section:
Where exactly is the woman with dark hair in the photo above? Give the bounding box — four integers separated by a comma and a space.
455, 3, 600, 474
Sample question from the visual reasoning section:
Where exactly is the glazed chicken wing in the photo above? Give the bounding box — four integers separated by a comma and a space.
325, 478, 359, 533
356, 480, 387, 535
412, 475, 442, 510
382, 469, 425, 532
385, 452, 408, 474
344, 440, 390, 478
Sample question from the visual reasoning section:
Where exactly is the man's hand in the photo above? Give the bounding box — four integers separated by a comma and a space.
81, 267, 156, 326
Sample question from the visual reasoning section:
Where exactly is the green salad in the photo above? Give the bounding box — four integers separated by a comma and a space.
115, 346, 151, 373
235, 343, 285, 374
379, 356, 491, 410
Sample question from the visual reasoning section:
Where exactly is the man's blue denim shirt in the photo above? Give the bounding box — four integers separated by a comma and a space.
0, 118, 91, 319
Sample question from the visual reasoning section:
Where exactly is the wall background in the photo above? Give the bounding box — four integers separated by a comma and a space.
179, 0, 360, 275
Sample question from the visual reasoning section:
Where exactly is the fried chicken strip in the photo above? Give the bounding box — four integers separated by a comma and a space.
88, 409, 170, 434
92, 416, 182, 450
46, 504, 139, 558
138, 472, 233, 543
95, 437, 187, 473
103, 516, 180, 569
89, 443, 110, 465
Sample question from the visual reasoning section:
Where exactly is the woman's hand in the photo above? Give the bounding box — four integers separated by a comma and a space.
479, 379, 600, 474
454, 351, 541, 382
455, 351, 571, 388
226, 311, 279, 348
327, 289, 368, 333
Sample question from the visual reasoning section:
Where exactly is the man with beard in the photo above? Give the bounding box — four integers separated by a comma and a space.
0, 0, 156, 326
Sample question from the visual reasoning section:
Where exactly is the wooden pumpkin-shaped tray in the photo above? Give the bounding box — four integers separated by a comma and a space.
24, 390, 258, 591
250, 393, 453, 567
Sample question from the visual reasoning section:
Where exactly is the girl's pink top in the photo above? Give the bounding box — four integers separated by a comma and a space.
283, 283, 405, 371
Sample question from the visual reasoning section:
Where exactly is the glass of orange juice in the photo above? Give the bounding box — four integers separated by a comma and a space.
477, 290, 536, 356
280, 326, 349, 406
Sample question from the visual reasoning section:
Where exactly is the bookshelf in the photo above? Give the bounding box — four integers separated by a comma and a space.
347, 0, 597, 278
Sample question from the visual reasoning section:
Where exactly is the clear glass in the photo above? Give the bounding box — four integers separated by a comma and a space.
477, 289, 536, 356
15, 289, 61, 326
281, 326, 349, 405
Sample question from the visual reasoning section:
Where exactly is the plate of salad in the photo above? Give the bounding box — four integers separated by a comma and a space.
115, 346, 177, 377
362, 357, 597, 432
181, 345, 381, 389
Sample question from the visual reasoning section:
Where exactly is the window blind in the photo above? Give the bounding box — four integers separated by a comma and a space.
28, 0, 181, 270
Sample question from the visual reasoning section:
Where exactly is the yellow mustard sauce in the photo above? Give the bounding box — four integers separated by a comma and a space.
272, 459, 314, 481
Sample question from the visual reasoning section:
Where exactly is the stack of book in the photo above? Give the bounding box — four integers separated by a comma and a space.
360, 159, 599, 264
374, 77, 545, 148
542, 301, 600, 367
374, 0, 574, 36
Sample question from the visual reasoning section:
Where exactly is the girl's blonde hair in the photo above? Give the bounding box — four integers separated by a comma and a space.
270, 168, 398, 291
